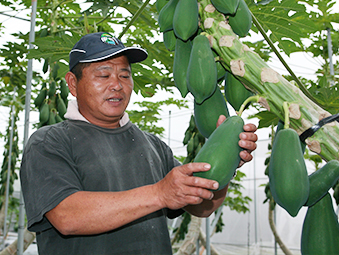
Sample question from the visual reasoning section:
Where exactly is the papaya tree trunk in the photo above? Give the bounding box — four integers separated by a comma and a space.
268, 205, 293, 255
198, 0, 339, 162
0, 198, 6, 231
0, 228, 35, 255
176, 216, 201, 255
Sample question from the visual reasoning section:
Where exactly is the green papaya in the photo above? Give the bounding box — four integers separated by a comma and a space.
187, 135, 195, 155
173, 38, 192, 97
187, 35, 218, 104
183, 129, 193, 145
57, 94, 67, 119
188, 115, 196, 132
269, 128, 309, 217
194, 87, 229, 138
48, 80, 56, 98
305, 160, 339, 207
158, 0, 179, 32
39, 101, 50, 124
156, 0, 169, 13
48, 109, 56, 125
42, 58, 49, 74
55, 113, 64, 123
173, 0, 199, 41
163, 29, 176, 51
228, 0, 252, 37
59, 78, 69, 100
52, 63, 60, 80
39, 28, 48, 37
301, 193, 339, 255
225, 71, 253, 111
193, 115, 244, 190
34, 86, 47, 108
275, 120, 306, 153
211, 0, 240, 15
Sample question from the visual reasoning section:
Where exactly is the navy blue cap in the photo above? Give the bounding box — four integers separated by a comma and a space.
69, 32, 148, 71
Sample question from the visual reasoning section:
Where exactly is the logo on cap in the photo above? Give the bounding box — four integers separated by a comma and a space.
101, 33, 119, 45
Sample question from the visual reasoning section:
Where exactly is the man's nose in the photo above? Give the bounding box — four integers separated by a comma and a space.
108, 77, 123, 91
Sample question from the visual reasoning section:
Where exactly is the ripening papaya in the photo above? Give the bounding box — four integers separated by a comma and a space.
194, 115, 244, 190
163, 30, 176, 51
225, 71, 253, 111
228, 0, 252, 37
194, 87, 229, 138
301, 193, 339, 255
187, 35, 218, 104
158, 0, 179, 32
269, 128, 309, 217
305, 160, 339, 207
173, 0, 199, 41
173, 38, 192, 98
211, 0, 240, 16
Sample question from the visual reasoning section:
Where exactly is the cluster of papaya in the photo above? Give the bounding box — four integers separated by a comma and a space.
266, 117, 339, 254
157, 0, 253, 190
34, 62, 69, 128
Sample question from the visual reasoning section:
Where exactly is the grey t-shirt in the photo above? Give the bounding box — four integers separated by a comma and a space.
20, 120, 183, 255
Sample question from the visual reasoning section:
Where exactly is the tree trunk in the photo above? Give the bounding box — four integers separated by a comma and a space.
0, 228, 35, 255
268, 205, 293, 255
176, 216, 201, 255
198, 0, 339, 162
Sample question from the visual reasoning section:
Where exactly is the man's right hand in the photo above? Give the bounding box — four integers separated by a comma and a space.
154, 163, 219, 210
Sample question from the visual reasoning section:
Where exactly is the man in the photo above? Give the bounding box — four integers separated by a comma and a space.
20, 32, 257, 255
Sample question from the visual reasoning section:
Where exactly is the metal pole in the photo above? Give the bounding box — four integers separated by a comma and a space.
168, 110, 171, 146
2, 87, 17, 249
327, 28, 334, 77
18, 0, 37, 254
206, 217, 210, 255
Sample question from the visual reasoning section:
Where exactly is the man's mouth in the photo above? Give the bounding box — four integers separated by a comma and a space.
107, 98, 121, 102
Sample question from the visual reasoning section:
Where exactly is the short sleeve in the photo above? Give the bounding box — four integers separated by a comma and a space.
20, 125, 82, 232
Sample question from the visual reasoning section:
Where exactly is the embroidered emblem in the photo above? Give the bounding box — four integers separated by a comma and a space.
101, 33, 119, 45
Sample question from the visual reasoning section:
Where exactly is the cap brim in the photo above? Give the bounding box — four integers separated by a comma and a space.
79, 47, 148, 64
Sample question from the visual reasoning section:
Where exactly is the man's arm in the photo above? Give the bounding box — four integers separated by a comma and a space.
45, 162, 218, 236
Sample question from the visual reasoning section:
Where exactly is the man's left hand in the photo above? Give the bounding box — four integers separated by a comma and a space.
216, 115, 258, 167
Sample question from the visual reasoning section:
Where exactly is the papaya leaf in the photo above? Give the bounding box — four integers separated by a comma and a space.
248, 110, 280, 129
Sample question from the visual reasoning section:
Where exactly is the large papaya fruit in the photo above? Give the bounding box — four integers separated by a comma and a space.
194, 87, 229, 138
228, 0, 252, 37
301, 193, 339, 255
269, 128, 309, 217
173, 38, 192, 98
224, 71, 253, 111
173, 0, 199, 41
193, 115, 244, 190
158, 0, 179, 32
187, 35, 217, 104
156, 0, 169, 13
211, 0, 240, 16
305, 160, 339, 207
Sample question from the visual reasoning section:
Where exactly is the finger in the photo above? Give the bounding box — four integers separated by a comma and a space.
183, 186, 215, 201
243, 123, 257, 132
239, 139, 257, 152
239, 150, 253, 163
239, 132, 258, 142
216, 115, 227, 128
188, 175, 219, 191
181, 162, 211, 176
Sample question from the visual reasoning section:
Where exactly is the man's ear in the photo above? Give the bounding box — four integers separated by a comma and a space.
65, 72, 77, 97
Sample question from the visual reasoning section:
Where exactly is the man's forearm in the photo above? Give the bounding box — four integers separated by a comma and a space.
45, 185, 163, 236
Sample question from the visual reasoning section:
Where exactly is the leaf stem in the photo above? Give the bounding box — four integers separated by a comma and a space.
237, 94, 260, 117
118, 0, 151, 39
